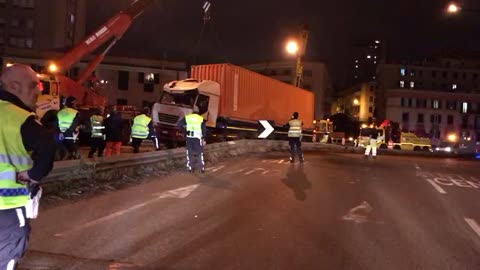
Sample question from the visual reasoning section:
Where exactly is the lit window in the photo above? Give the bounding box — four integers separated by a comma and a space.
374, 61, 377, 64
400, 81, 405, 88
433, 100, 440, 109
367, 55, 371, 59
145, 73, 155, 83
410, 82, 415, 88
70, 14, 75, 24
25, 38, 33, 48
374, 46, 378, 49
452, 84, 457, 90
374, 56, 377, 59
400, 68, 406, 76
355, 60, 359, 63
372, 76, 376, 79
355, 65, 358, 68
462, 102, 468, 113
375, 40, 380, 44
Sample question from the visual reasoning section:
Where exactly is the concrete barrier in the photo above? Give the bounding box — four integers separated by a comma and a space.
42, 139, 472, 191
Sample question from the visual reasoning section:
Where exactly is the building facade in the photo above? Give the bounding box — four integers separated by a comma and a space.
243, 60, 333, 120
376, 53, 480, 141
332, 82, 376, 123
0, 0, 86, 52
2, 50, 188, 108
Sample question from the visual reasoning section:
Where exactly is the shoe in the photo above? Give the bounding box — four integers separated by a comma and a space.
200, 169, 205, 174
363, 155, 368, 159
189, 169, 194, 174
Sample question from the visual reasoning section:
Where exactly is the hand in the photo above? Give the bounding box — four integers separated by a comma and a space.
16, 171, 38, 185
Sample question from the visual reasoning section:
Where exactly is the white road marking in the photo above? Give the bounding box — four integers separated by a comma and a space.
414, 163, 421, 170
205, 165, 225, 172
465, 218, 480, 239
342, 201, 373, 224
54, 184, 199, 237
245, 168, 266, 175
425, 178, 447, 194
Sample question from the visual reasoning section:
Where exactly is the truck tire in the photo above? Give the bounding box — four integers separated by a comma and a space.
379, 144, 387, 149
413, 146, 421, 151
393, 145, 401, 150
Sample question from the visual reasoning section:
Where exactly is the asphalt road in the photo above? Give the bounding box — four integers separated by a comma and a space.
19, 151, 480, 269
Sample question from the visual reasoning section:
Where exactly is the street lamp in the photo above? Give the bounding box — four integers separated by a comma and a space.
447, 2, 460, 14
285, 40, 299, 55
284, 24, 310, 88
353, 98, 360, 105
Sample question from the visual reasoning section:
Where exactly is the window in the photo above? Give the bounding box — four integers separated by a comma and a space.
303, 70, 313, 77
410, 69, 415, 76
25, 38, 33, 48
369, 96, 374, 102
417, 113, 424, 123
461, 115, 468, 128
142, 100, 152, 109
462, 102, 468, 114
369, 106, 373, 113
118, 71, 129, 91
432, 99, 441, 109
453, 72, 458, 79
432, 70, 437, 78
462, 72, 467, 80
9, 37, 17, 46
452, 84, 457, 90
416, 99, 427, 108
431, 114, 442, 124
11, 18, 19, 27
143, 83, 154, 92
446, 100, 457, 110
116, 98, 128, 105
399, 80, 405, 88
196, 94, 210, 115
474, 73, 478, 80
408, 98, 412, 107
402, 112, 409, 122
410, 81, 415, 89
447, 115, 454, 125
26, 18, 34, 29
137, 72, 144, 83
443, 71, 448, 78
400, 68, 406, 76
419, 70, 423, 77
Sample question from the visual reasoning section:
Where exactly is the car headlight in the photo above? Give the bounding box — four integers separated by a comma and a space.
445, 147, 452, 152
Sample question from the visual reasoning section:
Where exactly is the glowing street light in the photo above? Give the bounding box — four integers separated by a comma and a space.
286, 40, 300, 55
447, 2, 460, 14
353, 98, 360, 105
48, 63, 58, 73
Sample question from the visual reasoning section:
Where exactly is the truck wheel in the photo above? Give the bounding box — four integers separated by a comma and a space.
422, 146, 430, 151
393, 145, 401, 150
413, 146, 421, 151
379, 144, 387, 149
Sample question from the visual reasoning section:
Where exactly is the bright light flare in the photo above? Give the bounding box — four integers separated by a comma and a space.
447, 2, 460, 13
48, 63, 58, 73
286, 40, 299, 55
447, 134, 457, 142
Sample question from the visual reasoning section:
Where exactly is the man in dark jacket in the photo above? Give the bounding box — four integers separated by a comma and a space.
104, 105, 123, 156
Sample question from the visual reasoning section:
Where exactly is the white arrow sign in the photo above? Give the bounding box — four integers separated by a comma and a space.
258, 120, 274, 139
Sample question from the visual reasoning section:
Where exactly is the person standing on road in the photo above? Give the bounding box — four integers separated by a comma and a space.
57, 96, 80, 159
104, 106, 123, 156
88, 107, 106, 158
177, 107, 207, 173
364, 124, 379, 159
130, 107, 154, 153
0, 64, 56, 270
286, 112, 304, 163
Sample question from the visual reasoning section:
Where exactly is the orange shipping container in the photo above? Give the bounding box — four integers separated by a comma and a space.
191, 63, 314, 129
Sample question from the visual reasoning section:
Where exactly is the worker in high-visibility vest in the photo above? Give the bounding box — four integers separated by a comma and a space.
286, 112, 304, 163
88, 107, 106, 158
131, 107, 155, 153
0, 64, 56, 269
57, 96, 80, 159
177, 107, 207, 173
364, 124, 379, 159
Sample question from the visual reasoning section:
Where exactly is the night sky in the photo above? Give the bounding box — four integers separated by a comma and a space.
86, 0, 480, 87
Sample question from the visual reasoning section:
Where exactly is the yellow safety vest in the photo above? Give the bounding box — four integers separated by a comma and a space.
288, 119, 302, 137
0, 100, 34, 210
131, 114, 151, 139
57, 107, 78, 132
185, 114, 204, 139
90, 115, 105, 139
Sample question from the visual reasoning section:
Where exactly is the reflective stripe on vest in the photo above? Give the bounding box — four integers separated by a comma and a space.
131, 114, 151, 139
288, 119, 303, 137
90, 115, 105, 138
0, 100, 34, 210
58, 107, 78, 132
185, 114, 203, 139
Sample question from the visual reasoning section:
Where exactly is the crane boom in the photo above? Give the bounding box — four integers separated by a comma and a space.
49, 0, 154, 73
